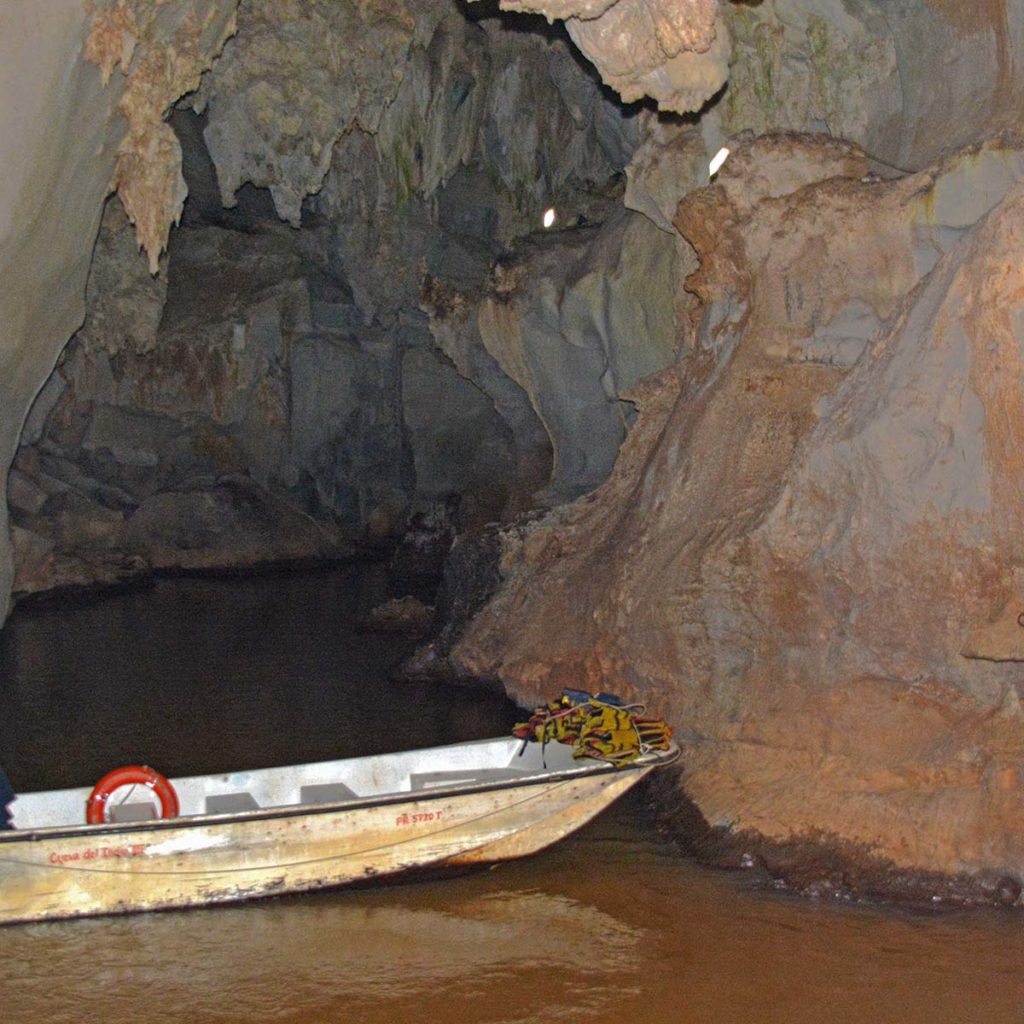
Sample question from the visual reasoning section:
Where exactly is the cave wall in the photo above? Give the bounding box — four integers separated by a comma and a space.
453, 134, 1024, 884
0, 2, 106, 621
388, 0, 1024, 892
0, 0, 238, 618
490, 1, 1024, 173
10, 198, 356, 591
424, 205, 682, 505
11, 0, 1024, 612
9, 0, 682, 595
723, 0, 1024, 172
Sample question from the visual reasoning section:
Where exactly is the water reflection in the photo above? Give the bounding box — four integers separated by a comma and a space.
0, 567, 519, 791
4, 872, 644, 1024
2, 570, 1024, 1024
5, 819, 1024, 1024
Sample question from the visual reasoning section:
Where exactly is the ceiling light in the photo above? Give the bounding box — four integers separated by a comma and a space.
708, 146, 730, 178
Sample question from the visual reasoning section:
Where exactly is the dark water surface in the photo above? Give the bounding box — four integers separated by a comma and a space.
0, 566, 518, 791
2, 569, 1023, 1023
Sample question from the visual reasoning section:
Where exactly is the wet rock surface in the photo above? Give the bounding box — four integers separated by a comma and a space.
648, 769, 1024, 909
398, 522, 510, 683
359, 595, 436, 638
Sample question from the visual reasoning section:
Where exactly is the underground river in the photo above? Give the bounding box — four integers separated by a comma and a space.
1, 568, 1022, 1023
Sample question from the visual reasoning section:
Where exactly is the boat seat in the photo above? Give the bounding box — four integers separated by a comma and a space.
409, 768, 529, 791
205, 792, 260, 814
108, 802, 157, 823
299, 782, 358, 805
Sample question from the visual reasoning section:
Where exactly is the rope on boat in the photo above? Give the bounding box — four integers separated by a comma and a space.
513, 690, 672, 767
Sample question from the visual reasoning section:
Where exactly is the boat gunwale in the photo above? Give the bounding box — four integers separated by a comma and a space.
0, 744, 680, 845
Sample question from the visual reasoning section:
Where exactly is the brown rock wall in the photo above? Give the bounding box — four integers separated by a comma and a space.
453, 134, 1024, 886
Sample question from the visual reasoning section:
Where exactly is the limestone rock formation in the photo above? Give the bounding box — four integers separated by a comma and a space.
452, 134, 1024, 887
624, 111, 708, 234
10, 200, 352, 594
477, 1, 1024, 179
10, 1, 669, 595
192, 0, 443, 225
0, 0, 237, 621
720, 1, 1024, 173
424, 205, 681, 504
12, 0, 1024, 622
87, 0, 239, 270
474, 0, 730, 114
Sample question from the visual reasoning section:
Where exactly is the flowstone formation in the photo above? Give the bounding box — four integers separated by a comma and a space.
452, 134, 1024, 895
85, 0, 241, 270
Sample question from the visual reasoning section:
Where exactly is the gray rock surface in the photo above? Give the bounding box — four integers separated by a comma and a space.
11, 200, 356, 593
425, 205, 681, 505
193, 0, 445, 225
10, 1, 666, 596
401, 348, 517, 526
0, 0, 238, 620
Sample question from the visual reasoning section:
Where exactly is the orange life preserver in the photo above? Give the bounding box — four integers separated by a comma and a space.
86, 764, 179, 824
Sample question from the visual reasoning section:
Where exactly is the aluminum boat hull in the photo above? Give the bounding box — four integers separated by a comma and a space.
0, 737, 677, 924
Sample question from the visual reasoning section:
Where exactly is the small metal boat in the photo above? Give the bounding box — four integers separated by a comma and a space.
0, 734, 678, 925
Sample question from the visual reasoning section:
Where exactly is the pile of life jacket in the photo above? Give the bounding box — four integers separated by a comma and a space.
512, 689, 673, 766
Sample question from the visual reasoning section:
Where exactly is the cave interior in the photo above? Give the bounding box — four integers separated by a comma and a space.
5, 0, 1024, 900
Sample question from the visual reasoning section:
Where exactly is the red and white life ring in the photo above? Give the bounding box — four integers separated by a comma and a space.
86, 765, 179, 825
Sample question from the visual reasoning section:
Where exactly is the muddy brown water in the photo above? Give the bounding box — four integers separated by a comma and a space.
1, 568, 1023, 1023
